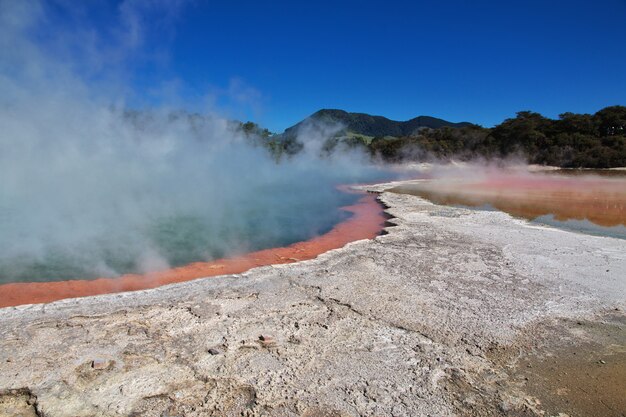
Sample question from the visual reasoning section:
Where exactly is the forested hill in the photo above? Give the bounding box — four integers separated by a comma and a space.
249, 106, 625, 168
362, 106, 625, 168
282, 109, 472, 138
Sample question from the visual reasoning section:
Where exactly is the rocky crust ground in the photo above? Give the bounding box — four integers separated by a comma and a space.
1, 180, 625, 417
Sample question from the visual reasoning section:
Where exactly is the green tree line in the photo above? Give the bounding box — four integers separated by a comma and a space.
367, 106, 626, 168
241, 106, 626, 168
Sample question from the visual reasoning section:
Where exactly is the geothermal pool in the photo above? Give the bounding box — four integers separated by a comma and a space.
0, 101, 394, 307
0, 185, 358, 284
3, 167, 625, 308
391, 170, 626, 239
0, 187, 388, 308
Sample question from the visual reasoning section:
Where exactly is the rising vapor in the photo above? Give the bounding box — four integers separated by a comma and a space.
0, 0, 385, 282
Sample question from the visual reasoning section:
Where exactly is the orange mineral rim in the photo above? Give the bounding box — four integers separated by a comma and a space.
0, 188, 388, 308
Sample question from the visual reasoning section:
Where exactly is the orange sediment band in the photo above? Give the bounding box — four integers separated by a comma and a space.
394, 175, 626, 227
0, 191, 387, 308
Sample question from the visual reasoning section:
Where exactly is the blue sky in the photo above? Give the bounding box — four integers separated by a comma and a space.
33, 0, 626, 132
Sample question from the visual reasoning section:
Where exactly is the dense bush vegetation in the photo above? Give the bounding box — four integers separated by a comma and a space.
367, 106, 626, 168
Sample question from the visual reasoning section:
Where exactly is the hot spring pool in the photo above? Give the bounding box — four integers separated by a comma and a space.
0, 185, 364, 284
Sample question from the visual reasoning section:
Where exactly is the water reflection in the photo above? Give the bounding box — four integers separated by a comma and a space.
391, 171, 626, 239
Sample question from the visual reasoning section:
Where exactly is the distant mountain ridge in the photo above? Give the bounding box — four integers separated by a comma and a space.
256, 105, 625, 168
283, 109, 473, 138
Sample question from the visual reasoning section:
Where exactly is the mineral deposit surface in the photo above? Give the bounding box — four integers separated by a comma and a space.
1, 181, 624, 416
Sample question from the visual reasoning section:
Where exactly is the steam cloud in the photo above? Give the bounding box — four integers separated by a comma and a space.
0, 0, 385, 283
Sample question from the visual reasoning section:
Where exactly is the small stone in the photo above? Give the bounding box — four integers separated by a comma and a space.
498, 401, 512, 412
258, 334, 276, 347
92, 358, 109, 370
208, 348, 221, 355
599, 360, 606, 364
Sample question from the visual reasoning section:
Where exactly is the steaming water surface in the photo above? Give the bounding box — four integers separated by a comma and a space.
0, 3, 400, 288
0, 186, 358, 284
0, 106, 388, 285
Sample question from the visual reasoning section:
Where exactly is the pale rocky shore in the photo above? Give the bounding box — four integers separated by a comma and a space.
1, 181, 625, 417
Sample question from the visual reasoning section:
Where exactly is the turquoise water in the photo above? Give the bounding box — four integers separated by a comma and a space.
0, 185, 358, 284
